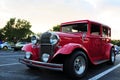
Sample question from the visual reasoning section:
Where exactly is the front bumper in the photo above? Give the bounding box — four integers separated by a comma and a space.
19, 58, 63, 71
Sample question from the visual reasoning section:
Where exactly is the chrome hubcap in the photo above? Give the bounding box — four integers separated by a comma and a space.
111, 50, 115, 62
74, 56, 86, 75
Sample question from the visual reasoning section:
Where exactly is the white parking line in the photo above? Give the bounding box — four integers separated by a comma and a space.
89, 63, 120, 80
0, 55, 24, 58
0, 63, 21, 67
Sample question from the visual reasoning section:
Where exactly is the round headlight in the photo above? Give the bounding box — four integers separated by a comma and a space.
50, 33, 59, 45
41, 53, 50, 62
31, 36, 38, 44
25, 52, 32, 59
31, 40, 37, 44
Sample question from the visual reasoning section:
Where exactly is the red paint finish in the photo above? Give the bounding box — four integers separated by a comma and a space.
53, 43, 88, 58
59, 20, 113, 65
22, 43, 40, 60
21, 20, 114, 66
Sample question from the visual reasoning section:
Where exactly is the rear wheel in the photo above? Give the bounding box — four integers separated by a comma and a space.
3, 46, 8, 50
63, 51, 88, 79
108, 48, 116, 64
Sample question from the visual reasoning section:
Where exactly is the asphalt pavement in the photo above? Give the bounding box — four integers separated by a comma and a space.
0, 50, 120, 80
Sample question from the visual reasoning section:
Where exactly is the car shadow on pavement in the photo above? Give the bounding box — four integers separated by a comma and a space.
25, 68, 70, 80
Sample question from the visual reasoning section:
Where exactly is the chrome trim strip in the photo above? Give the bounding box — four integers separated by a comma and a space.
19, 58, 63, 71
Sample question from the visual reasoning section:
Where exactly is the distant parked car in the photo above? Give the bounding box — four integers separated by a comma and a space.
114, 45, 120, 54
14, 42, 28, 51
0, 42, 11, 50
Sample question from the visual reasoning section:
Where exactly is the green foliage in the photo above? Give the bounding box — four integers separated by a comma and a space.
111, 40, 120, 46
52, 25, 60, 31
0, 29, 4, 40
1, 18, 34, 43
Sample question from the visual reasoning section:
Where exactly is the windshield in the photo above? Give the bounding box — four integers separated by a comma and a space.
62, 23, 88, 33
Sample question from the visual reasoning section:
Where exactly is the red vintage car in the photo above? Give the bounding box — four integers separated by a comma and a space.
19, 20, 115, 79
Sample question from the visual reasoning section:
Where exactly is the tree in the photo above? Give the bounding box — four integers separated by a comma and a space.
111, 40, 120, 46
2, 18, 34, 43
2, 18, 15, 42
52, 25, 60, 31
0, 28, 4, 40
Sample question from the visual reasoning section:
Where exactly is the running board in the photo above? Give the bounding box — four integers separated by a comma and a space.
94, 59, 109, 65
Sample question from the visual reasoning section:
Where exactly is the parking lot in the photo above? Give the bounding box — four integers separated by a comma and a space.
0, 50, 120, 80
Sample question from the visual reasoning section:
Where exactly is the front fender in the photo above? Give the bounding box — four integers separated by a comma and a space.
22, 43, 33, 52
53, 43, 88, 57
22, 43, 40, 60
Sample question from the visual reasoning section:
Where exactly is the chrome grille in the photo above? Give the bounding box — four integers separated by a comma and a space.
40, 32, 51, 44
40, 44, 55, 61
40, 32, 57, 62
41, 44, 54, 54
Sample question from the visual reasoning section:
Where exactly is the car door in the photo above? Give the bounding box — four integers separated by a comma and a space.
89, 23, 102, 62
101, 26, 111, 58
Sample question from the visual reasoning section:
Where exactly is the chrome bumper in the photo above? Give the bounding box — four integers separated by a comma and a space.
19, 58, 63, 71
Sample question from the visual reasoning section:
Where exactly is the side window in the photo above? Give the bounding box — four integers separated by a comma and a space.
72, 23, 88, 32
91, 23, 100, 35
108, 29, 111, 37
102, 26, 110, 37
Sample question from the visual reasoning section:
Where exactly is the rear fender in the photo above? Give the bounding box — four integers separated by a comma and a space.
53, 43, 88, 57
22, 43, 40, 60
105, 43, 114, 59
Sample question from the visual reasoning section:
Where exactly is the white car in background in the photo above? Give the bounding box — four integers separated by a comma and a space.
0, 42, 11, 50
14, 42, 28, 51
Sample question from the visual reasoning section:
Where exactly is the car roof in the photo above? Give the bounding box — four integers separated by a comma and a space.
61, 20, 110, 28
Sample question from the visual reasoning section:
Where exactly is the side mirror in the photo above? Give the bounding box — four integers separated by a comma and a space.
82, 33, 86, 41
82, 33, 89, 41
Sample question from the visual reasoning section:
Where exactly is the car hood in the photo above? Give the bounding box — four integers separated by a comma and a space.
55, 32, 83, 46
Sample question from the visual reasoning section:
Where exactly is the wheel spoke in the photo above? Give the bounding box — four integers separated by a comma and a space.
111, 50, 115, 62
74, 56, 86, 75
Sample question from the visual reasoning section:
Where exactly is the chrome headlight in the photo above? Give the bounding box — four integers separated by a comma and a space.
31, 40, 37, 44
50, 33, 59, 45
31, 36, 38, 44
25, 52, 32, 59
41, 53, 50, 62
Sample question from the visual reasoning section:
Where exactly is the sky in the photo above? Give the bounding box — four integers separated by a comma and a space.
0, 0, 120, 39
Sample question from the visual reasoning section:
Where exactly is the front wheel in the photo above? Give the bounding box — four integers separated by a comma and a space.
63, 51, 88, 79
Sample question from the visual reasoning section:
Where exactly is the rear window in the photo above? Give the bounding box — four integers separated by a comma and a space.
102, 26, 111, 37
91, 23, 100, 35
